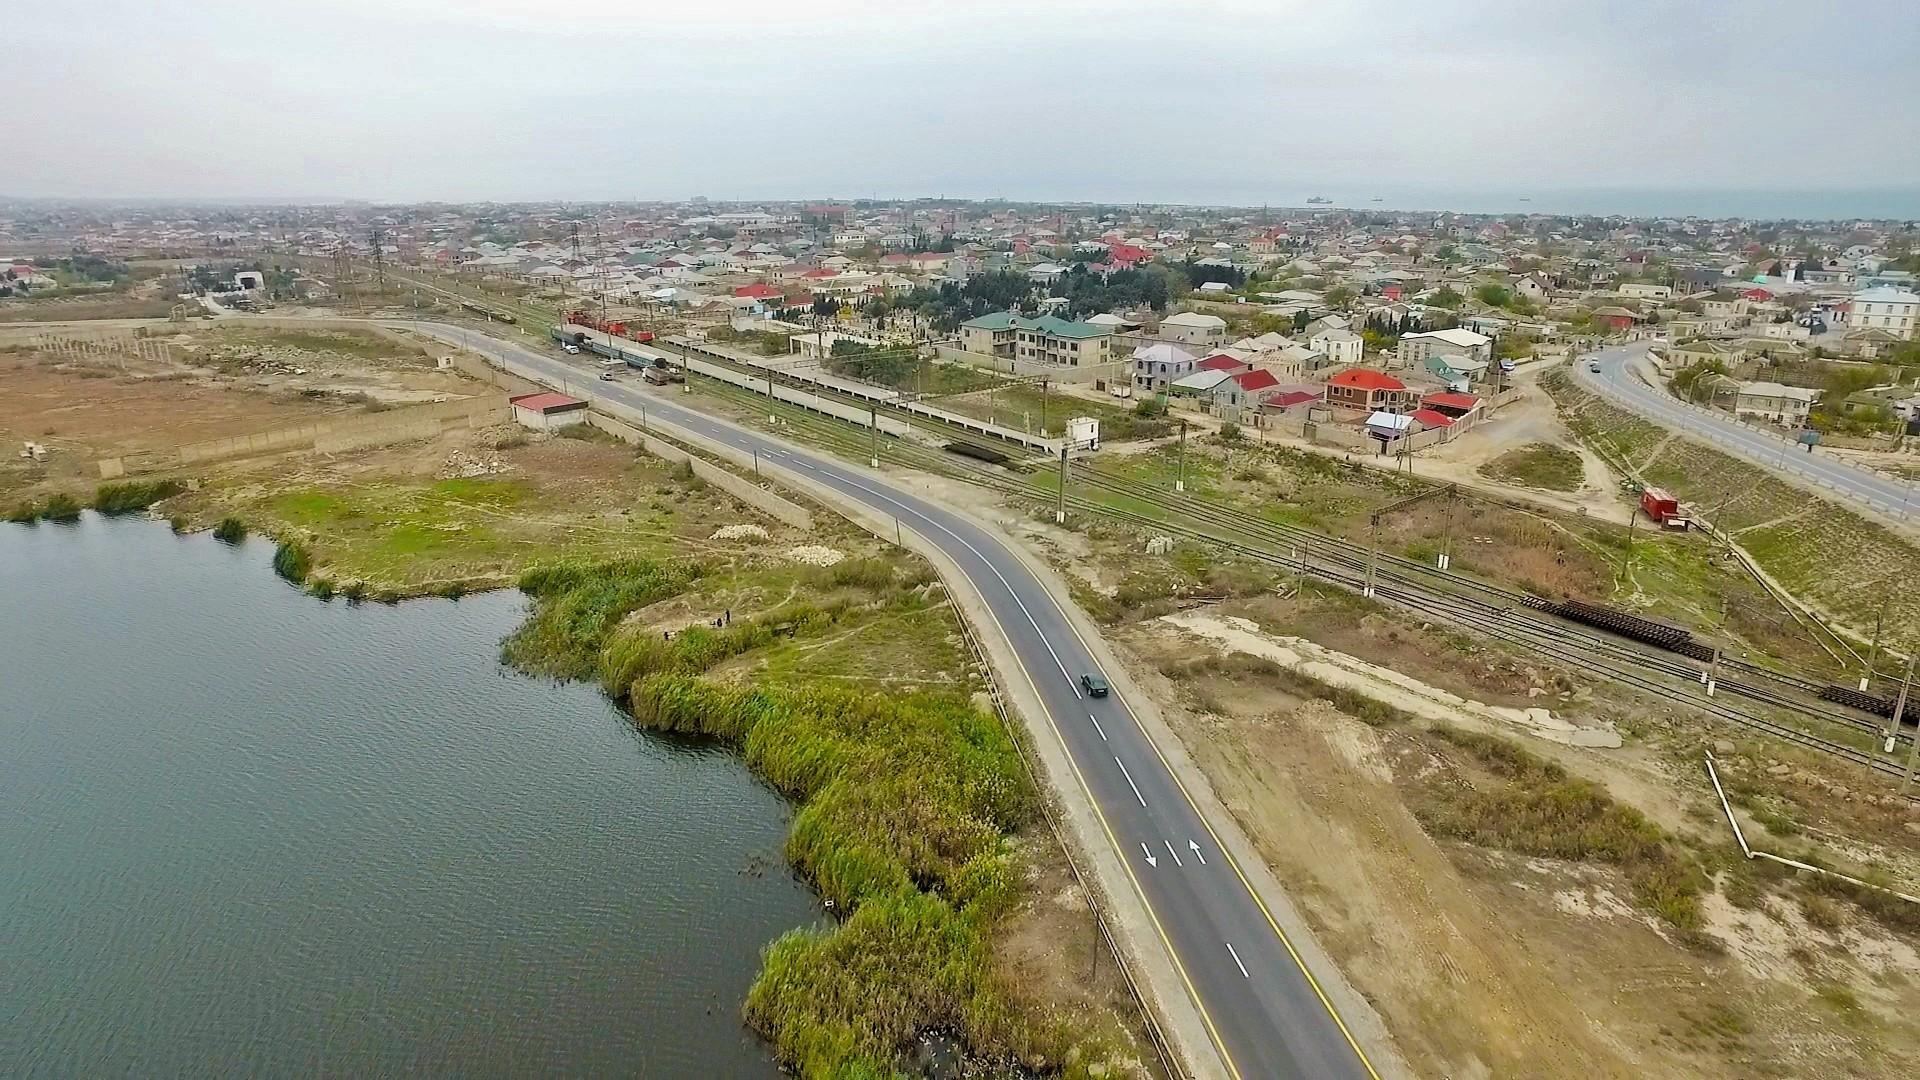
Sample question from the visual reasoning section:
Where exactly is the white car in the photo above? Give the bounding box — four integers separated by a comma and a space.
562, 344, 580, 355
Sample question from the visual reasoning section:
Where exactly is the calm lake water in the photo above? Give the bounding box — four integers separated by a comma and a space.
0, 515, 817, 1077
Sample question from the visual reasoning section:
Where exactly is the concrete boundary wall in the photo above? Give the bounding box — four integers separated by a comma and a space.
584, 409, 814, 532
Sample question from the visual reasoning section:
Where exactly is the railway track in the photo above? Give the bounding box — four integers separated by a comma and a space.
356, 277, 1919, 786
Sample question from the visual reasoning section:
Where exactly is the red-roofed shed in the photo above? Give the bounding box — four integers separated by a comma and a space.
1409, 407, 1456, 429
510, 392, 590, 431
1419, 391, 1481, 417
1197, 353, 1250, 372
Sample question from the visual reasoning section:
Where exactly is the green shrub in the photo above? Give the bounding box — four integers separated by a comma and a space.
5, 502, 39, 524
1418, 726, 1705, 927
309, 578, 336, 600
620, 674, 1033, 1073
93, 478, 186, 515
503, 557, 706, 678
272, 541, 311, 584
212, 517, 247, 544
40, 493, 82, 522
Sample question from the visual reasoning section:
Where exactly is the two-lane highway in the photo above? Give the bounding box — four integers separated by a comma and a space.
404, 320, 1381, 1079
1575, 343, 1918, 521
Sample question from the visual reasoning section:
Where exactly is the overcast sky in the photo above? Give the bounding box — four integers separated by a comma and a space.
7, 0, 1919, 214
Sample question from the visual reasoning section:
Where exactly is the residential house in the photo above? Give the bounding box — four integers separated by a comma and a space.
1131, 342, 1199, 393
1208, 368, 1282, 411
1158, 311, 1229, 347
1848, 286, 1920, 340
1590, 306, 1642, 332
1732, 381, 1817, 426
1014, 314, 1112, 367
1618, 283, 1673, 301
1309, 327, 1363, 366
1512, 272, 1552, 302
961, 311, 1113, 366
1700, 296, 1749, 321
1326, 368, 1416, 413
1396, 327, 1492, 369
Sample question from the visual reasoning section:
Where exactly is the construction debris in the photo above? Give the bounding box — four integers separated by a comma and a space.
787, 544, 846, 567
436, 450, 512, 479
712, 523, 770, 541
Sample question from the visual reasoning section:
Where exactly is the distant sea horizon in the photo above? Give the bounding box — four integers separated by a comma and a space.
1256, 186, 1920, 222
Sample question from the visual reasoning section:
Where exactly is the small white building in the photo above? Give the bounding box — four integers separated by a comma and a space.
510, 392, 590, 431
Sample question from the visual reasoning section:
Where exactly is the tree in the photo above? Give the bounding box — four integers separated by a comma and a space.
826, 338, 917, 388
1427, 287, 1464, 309
1474, 284, 1512, 309
1324, 285, 1356, 308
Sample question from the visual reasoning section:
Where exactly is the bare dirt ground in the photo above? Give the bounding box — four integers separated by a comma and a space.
0, 327, 481, 505
1114, 602, 1919, 1079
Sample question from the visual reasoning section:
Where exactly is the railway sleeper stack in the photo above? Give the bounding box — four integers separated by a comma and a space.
1820, 683, 1904, 721
1527, 596, 1716, 660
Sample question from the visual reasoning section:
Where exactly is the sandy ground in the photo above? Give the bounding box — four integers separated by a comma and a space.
0, 327, 483, 503
1116, 609, 1920, 1079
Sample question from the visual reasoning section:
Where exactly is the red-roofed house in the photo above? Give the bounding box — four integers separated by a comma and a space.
1210, 368, 1282, 410
1257, 386, 1325, 427
1105, 243, 1151, 267
1326, 368, 1414, 412
800, 268, 840, 281
1742, 287, 1774, 302
1408, 407, 1456, 430
733, 282, 783, 301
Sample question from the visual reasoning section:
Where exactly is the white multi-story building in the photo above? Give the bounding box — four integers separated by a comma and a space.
1309, 327, 1363, 366
1848, 286, 1920, 340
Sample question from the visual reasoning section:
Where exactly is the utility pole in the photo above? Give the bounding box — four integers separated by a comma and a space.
1175, 420, 1188, 493
1862, 592, 1890, 691
1617, 507, 1639, 581
1363, 520, 1380, 598
1055, 444, 1069, 524
1438, 485, 1460, 570
869, 404, 880, 468
1884, 655, 1914, 753
1041, 378, 1050, 435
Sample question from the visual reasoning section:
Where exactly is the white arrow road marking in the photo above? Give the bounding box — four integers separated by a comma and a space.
1165, 840, 1183, 868
1141, 842, 1158, 868
1226, 942, 1251, 979
1115, 757, 1148, 807
1088, 714, 1107, 741
1188, 839, 1207, 865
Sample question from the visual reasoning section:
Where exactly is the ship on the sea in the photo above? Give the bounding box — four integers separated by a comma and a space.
1306, 195, 1332, 205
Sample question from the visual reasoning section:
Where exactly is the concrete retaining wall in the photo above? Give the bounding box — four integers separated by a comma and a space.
584, 410, 814, 531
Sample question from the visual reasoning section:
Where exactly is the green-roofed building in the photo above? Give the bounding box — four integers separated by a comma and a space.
960, 310, 1113, 367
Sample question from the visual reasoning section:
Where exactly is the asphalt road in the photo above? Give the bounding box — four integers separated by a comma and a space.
1574, 343, 1918, 521
405, 321, 1378, 1080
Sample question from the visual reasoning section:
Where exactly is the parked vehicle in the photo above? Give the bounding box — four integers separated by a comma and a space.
1639, 486, 1689, 529
1587, 359, 1602, 373
598, 371, 615, 381
562, 343, 580, 355
642, 363, 684, 385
